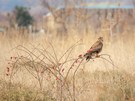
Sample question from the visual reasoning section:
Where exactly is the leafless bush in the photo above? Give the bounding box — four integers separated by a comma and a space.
5, 40, 116, 101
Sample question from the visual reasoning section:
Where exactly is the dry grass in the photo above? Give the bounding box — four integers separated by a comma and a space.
0, 31, 135, 101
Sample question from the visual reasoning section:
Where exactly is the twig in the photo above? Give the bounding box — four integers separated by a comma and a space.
73, 58, 84, 101
59, 40, 82, 61
99, 54, 119, 69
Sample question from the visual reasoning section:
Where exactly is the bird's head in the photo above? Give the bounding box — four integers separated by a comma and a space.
98, 37, 103, 42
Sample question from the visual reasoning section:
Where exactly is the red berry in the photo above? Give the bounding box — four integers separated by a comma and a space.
78, 54, 82, 58
6, 67, 10, 72
62, 68, 64, 72
6, 73, 9, 76
58, 63, 61, 66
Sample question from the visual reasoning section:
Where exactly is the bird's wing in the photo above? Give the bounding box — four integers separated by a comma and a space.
90, 41, 100, 49
90, 41, 103, 52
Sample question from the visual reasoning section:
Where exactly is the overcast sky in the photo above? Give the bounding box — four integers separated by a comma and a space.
0, 0, 134, 12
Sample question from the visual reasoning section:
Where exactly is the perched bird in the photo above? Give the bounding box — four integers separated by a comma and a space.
84, 37, 103, 61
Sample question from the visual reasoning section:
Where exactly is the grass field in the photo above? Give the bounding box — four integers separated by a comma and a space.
0, 31, 135, 101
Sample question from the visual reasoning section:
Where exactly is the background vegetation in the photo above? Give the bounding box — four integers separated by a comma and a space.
0, 0, 135, 101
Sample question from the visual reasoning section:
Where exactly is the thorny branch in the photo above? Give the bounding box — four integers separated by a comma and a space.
6, 41, 118, 101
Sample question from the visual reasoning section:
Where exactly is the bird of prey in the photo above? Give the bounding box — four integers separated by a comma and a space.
84, 37, 103, 61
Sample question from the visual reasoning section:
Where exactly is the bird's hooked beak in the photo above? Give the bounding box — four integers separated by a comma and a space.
98, 37, 103, 42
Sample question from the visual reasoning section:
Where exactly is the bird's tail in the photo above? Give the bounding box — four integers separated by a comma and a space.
84, 53, 92, 61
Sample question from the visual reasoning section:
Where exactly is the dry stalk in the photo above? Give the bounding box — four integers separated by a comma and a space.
7, 40, 118, 101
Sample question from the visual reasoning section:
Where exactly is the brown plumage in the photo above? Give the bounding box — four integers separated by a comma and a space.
84, 37, 103, 61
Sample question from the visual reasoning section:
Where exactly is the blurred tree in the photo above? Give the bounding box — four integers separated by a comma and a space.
14, 6, 34, 27
132, 0, 135, 6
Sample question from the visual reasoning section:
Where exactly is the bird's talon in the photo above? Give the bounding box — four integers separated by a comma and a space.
96, 55, 100, 58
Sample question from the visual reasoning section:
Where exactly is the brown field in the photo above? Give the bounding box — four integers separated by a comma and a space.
0, 30, 135, 101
